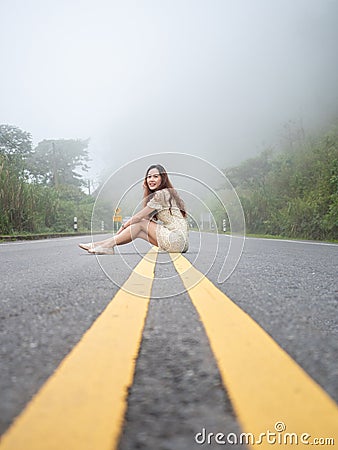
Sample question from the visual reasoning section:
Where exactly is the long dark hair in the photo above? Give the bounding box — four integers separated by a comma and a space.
143, 164, 187, 218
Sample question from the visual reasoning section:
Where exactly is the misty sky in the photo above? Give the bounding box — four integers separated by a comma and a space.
1, 0, 337, 177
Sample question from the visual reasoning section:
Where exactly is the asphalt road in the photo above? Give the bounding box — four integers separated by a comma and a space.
0, 232, 337, 448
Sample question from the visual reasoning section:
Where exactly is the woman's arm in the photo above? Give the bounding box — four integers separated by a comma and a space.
116, 206, 155, 234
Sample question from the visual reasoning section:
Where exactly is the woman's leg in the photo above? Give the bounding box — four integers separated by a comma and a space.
91, 219, 158, 250
81, 224, 134, 248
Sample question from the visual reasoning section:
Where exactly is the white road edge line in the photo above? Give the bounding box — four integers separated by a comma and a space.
1, 233, 337, 247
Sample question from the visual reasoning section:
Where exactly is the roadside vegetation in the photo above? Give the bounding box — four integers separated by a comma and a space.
1, 120, 337, 241
225, 121, 338, 241
0, 124, 94, 234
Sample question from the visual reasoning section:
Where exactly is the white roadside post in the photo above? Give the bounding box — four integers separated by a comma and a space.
74, 216, 78, 232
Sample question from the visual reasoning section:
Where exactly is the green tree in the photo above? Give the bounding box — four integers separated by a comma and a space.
0, 126, 94, 234
27, 138, 90, 187
0, 124, 32, 159
225, 121, 338, 240
0, 125, 34, 232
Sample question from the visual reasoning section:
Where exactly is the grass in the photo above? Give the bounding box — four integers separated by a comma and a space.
244, 233, 338, 244
0, 230, 108, 242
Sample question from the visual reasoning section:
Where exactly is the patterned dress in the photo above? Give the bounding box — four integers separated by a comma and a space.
147, 188, 189, 253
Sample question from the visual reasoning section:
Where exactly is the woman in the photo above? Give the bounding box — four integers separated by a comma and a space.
79, 164, 189, 254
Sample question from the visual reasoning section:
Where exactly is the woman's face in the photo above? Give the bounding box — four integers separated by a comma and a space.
146, 168, 162, 191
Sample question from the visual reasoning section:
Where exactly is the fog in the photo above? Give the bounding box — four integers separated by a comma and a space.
1, 0, 337, 177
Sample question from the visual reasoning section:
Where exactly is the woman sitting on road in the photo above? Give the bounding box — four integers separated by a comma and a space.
79, 164, 189, 255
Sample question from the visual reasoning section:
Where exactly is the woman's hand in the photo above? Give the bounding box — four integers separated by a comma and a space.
116, 222, 129, 235
116, 217, 135, 234
116, 225, 124, 235
116, 206, 154, 234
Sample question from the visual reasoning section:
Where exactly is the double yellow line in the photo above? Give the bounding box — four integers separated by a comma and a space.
1, 250, 337, 449
171, 254, 338, 447
0, 249, 158, 450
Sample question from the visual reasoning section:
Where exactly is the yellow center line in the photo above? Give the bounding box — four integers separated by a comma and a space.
171, 253, 338, 448
0, 248, 158, 450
